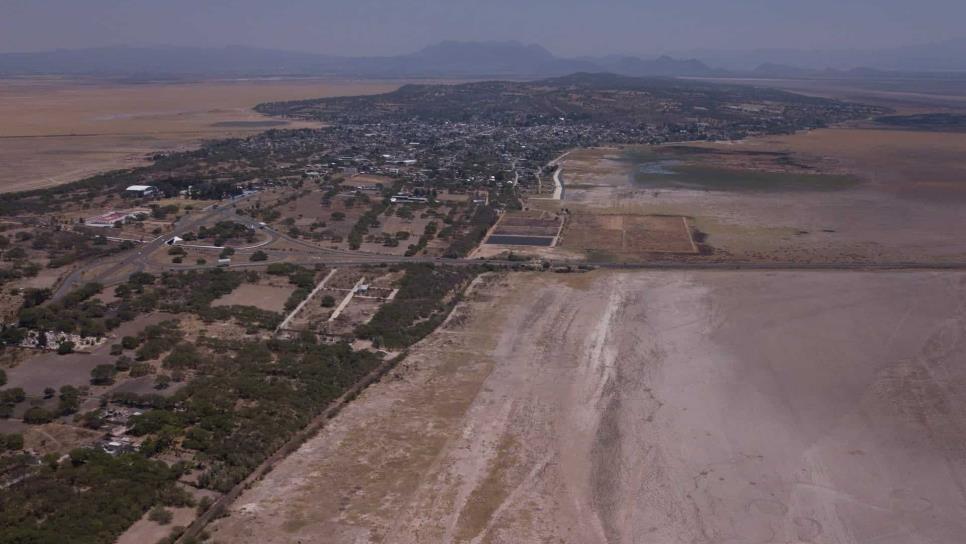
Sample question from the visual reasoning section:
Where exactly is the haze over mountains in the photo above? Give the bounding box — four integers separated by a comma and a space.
2, 39, 966, 79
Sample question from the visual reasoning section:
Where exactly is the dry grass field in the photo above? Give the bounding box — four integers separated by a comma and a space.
560, 213, 697, 259
0, 77, 405, 192
211, 282, 296, 314
730, 128, 966, 202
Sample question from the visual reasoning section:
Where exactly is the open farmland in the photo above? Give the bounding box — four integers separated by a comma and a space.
0, 77, 405, 192
484, 210, 562, 247
560, 213, 697, 260
210, 269, 966, 544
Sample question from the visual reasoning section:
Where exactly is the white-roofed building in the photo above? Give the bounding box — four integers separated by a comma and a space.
125, 185, 157, 197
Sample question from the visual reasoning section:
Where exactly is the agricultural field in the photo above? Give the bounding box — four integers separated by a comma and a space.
484, 210, 562, 246
544, 124, 966, 264
560, 213, 697, 260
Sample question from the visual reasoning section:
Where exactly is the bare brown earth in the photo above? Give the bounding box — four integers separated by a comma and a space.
0, 77, 405, 192
211, 282, 296, 313
560, 213, 697, 257
208, 269, 966, 544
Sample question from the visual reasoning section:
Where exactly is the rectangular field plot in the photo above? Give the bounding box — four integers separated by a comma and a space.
485, 211, 562, 247
485, 235, 555, 246
211, 283, 296, 313
561, 213, 698, 256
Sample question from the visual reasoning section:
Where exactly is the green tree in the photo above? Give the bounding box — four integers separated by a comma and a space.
57, 341, 75, 355
149, 506, 173, 525
23, 406, 55, 424
154, 374, 172, 390
2, 432, 24, 451
91, 364, 117, 385
114, 355, 133, 372
57, 385, 81, 416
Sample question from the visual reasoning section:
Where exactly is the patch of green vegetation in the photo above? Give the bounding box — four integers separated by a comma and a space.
356, 264, 478, 348
16, 282, 107, 337
0, 448, 189, 544
444, 204, 498, 258
348, 201, 389, 250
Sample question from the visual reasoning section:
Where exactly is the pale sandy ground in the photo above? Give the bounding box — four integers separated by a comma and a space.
0, 77, 405, 192
209, 270, 966, 543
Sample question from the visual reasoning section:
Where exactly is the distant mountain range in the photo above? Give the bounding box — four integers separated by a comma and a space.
0, 41, 718, 79
2, 40, 965, 80
673, 38, 966, 72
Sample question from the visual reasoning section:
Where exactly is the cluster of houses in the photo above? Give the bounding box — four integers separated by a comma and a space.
98, 407, 145, 455
82, 185, 160, 228
19, 330, 105, 352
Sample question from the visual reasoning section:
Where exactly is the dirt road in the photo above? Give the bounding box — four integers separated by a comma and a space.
209, 270, 966, 543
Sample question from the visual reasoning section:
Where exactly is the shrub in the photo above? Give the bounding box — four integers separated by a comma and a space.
115, 356, 133, 371
148, 506, 173, 525
1, 432, 24, 451
249, 250, 268, 262
57, 341, 75, 355
57, 386, 81, 416
23, 406, 55, 424
321, 295, 336, 308
91, 364, 116, 385
130, 363, 153, 378
0, 387, 25, 405
154, 374, 171, 390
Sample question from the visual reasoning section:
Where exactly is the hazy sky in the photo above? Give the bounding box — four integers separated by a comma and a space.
3, 0, 965, 56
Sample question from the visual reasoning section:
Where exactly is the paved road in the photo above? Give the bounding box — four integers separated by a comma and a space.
52, 194, 263, 300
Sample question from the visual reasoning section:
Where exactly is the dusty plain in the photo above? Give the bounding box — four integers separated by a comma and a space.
0, 77, 405, 192
210, 269, 966, 544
